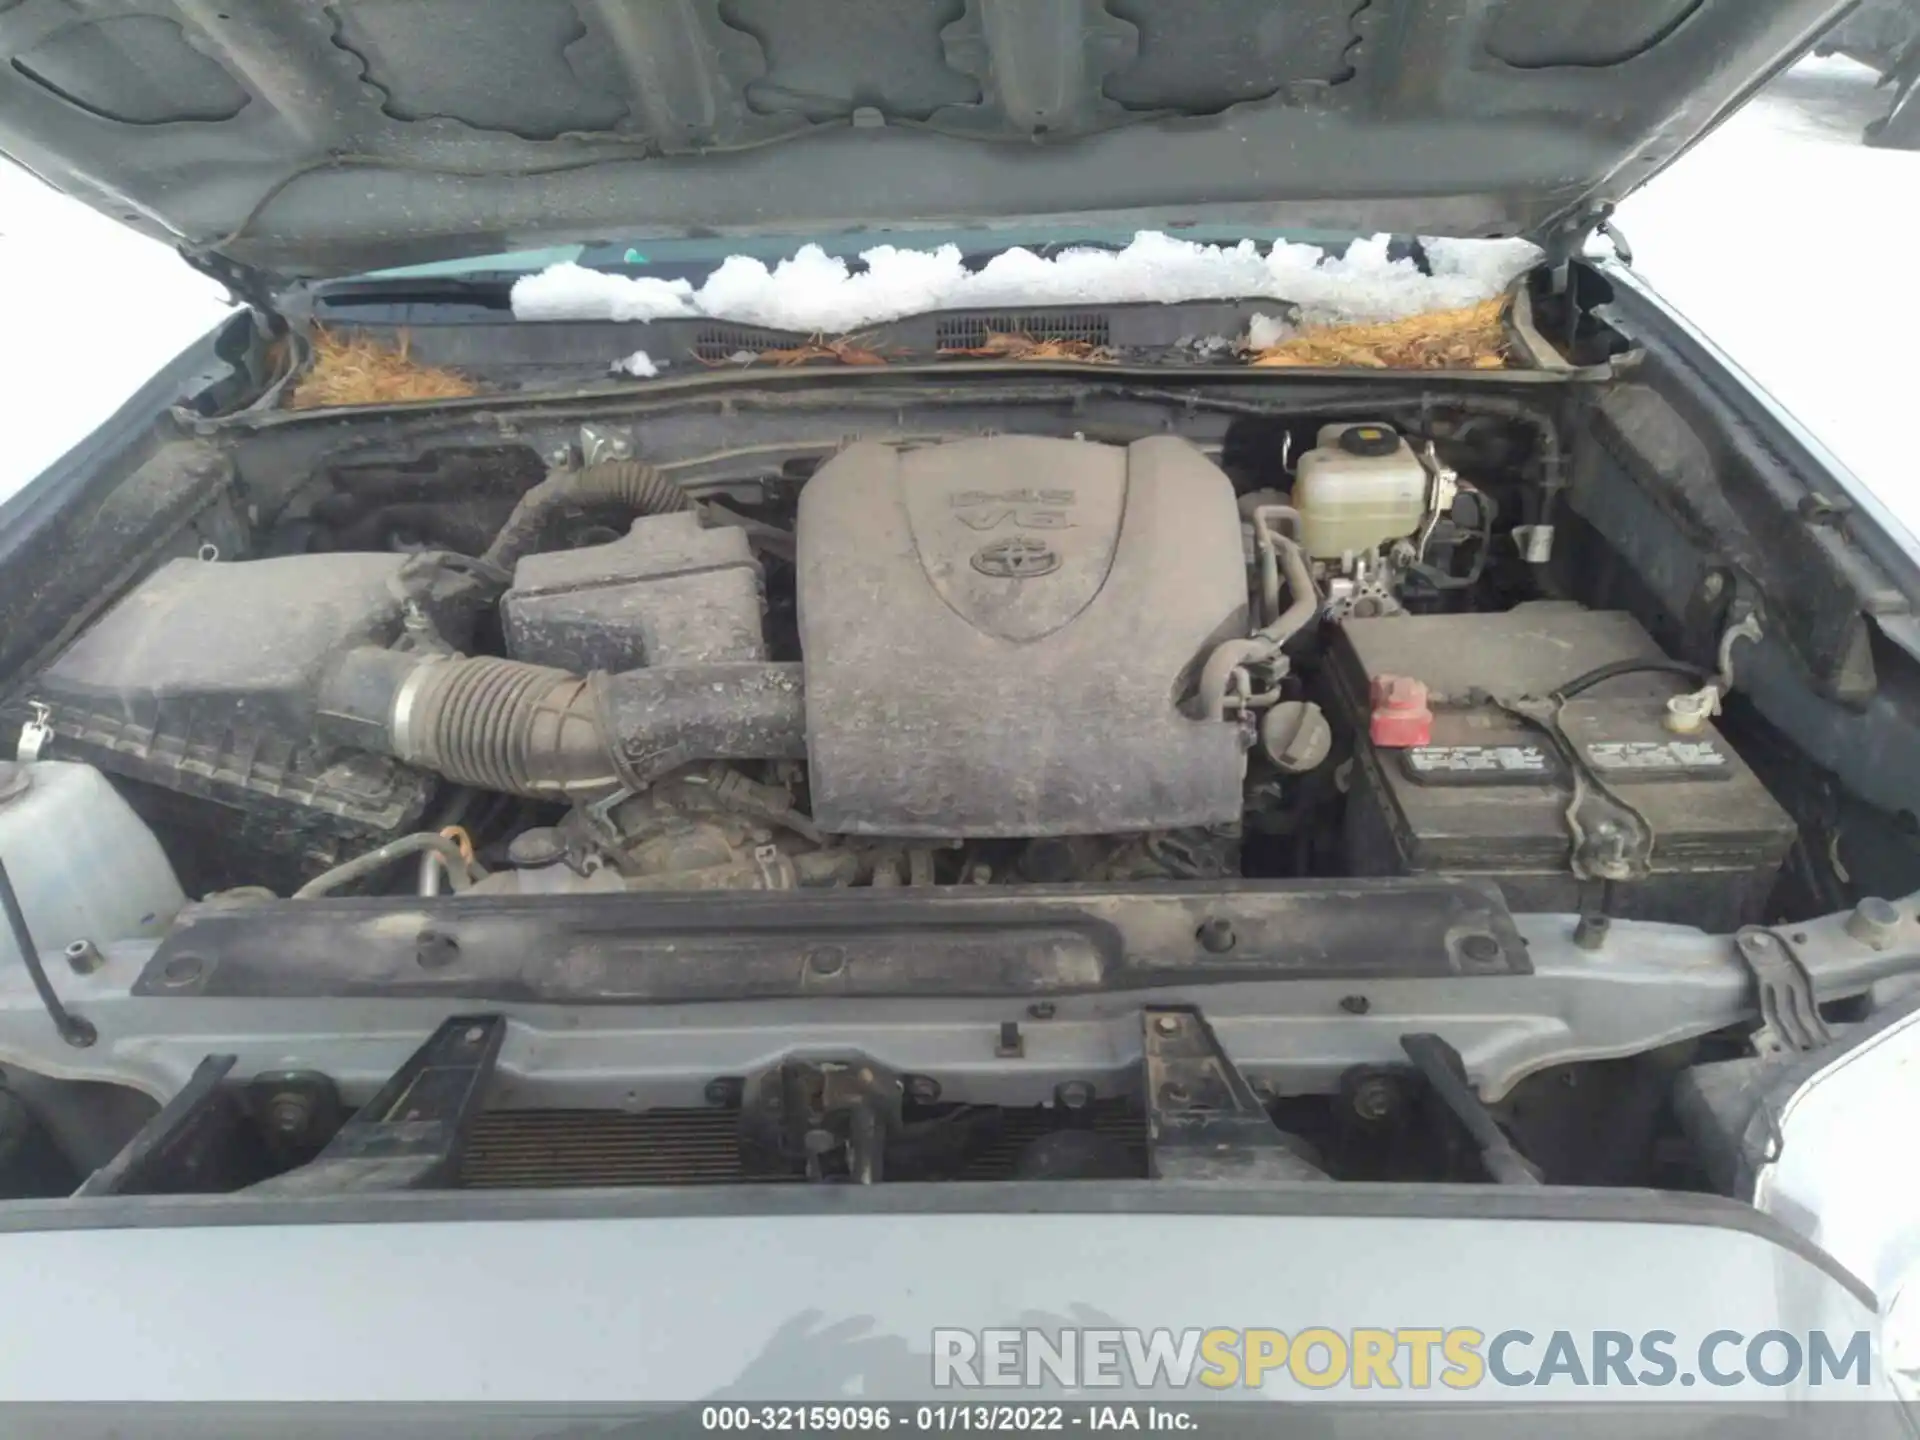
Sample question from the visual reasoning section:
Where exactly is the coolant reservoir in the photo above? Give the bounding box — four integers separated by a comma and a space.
1293, 422, 1429, 560
0, 762, 185, 967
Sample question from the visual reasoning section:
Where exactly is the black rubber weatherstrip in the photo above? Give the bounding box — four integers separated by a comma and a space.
135, 878, 1530, 1002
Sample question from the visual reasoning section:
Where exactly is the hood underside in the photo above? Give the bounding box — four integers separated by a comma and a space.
0, 0, 1847, 281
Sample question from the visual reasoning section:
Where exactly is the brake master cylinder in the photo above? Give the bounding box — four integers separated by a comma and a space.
1293, 422, 1429, 559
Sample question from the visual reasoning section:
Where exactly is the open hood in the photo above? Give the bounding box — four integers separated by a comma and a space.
0, 0, 1848, 285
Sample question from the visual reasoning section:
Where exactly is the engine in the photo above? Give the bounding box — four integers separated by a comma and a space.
19, 420, 1798, 925
28, 437, 1256, 886
796, 437, 1248, 837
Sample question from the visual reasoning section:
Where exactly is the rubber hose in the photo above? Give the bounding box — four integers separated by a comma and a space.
1253, 517, 1318, 646
1196, 639, 1274, 722
482, 459, 691, 571
1250, 505, 1304, 627
1197, 529, 1318, 721
318, 649, 807, 801
404, 657, 613, 797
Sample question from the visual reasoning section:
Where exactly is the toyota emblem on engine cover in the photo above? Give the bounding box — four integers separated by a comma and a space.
971, 536, 1061, 579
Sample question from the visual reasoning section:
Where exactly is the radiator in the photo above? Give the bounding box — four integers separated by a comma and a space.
460, 1104, 1144, 1188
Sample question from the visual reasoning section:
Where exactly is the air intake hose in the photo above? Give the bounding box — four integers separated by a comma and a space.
483, 459, 692, 572
318, 649, 806, 800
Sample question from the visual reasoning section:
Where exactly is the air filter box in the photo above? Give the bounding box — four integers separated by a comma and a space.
28, 553, 484, 870
1331, 604, 1795, 929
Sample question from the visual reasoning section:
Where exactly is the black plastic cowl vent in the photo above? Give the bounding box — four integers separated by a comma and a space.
692, 324, 805, 361
935, 312, 1111, 349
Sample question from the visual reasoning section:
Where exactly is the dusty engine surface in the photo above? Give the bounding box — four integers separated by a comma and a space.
503, 510, 766, 673
797, 437, 1249, 837
27, 552, 490, 875
25, 435, 1257, 891
18, 406, 1796, 914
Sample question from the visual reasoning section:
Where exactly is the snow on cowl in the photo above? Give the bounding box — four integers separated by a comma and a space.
511, 232, 1541, 334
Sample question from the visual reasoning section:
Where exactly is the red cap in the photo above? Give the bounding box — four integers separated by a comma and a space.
1369, 674, 1433, 749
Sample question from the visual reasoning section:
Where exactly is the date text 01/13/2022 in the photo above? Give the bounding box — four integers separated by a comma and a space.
699, 1405, 1196, 1431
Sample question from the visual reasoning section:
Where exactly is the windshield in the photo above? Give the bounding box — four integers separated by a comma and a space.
352, 226, 1401, 282
329, 229, 1541, 351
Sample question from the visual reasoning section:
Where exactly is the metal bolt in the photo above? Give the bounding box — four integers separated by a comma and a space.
704, 1077, 744, 1108
1574, 914, 1612, 952
1845, 898, 1901, 950
415, 929, 459, 969
1799, 493, 1851, 527
1160, 1082, 1192, 1107
1153, 1014, 1182, 1036
1351, 1077, 1397, 1122
1196, 919, 1237, 954
1027, 1001, 1057, 1021
1459, 934, 1503, 968
1700, 572, 1725, 602
158, 953, 204, 987
804, 944, 847, 977
64, 939, 104, 975
1339, 995, 1371, 1015
906, 1074, 943, 1104
1055, 1081, 1095, 1111
266, 1093, 312, 1137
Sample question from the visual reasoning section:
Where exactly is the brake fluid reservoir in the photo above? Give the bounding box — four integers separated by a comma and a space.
0, 762, 185, 967
1293, 422, 1429, 560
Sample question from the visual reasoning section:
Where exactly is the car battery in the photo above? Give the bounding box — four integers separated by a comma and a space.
1330, 603, 1796, 929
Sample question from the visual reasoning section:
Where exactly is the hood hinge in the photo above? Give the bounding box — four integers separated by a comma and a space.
177, 244, 282, 317
1541, 204, 1618, 273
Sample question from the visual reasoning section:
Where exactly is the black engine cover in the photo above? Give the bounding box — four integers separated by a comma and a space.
796, 436, 1248, 837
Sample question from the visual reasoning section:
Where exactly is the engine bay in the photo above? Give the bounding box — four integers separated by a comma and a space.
1, 351, 1915, 1202
21, 407, 1793, 927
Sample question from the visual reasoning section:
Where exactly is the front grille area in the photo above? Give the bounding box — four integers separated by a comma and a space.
460, 1103, 1145, 1188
